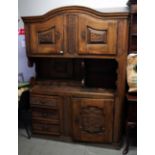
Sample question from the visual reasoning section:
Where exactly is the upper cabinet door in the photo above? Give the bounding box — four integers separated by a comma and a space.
78, 15, 118, 55
29, 15, 64, 55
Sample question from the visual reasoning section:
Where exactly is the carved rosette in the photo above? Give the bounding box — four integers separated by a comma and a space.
80, 106, 105, 134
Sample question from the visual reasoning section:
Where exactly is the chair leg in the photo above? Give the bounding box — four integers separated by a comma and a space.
23, 122, 31, 139
123, 125, 130, 154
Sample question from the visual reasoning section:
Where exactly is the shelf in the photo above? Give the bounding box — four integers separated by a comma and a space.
31, 80, 115, 99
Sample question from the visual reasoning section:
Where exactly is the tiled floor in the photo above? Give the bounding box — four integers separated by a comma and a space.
18, 129, 137, 155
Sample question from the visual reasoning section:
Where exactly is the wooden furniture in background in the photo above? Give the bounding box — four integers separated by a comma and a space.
22, 6, 129, 146
123, 0, 137, 154
128, 0, 137, 54
123, 93, 137, 154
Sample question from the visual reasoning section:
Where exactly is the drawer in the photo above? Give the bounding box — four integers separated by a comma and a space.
30, 95, 61, 108
32, 108, 60, 123
32, 123, 60, 135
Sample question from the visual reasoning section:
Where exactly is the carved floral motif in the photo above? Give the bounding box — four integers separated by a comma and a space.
80, 106, 105, 133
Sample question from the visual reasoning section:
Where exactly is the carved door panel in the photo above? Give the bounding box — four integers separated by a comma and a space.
29, 15, 64, 55
72, 98, 114, 143
78, 15, 118, 55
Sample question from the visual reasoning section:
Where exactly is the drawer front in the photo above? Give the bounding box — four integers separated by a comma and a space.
32, 122, 60, 135
30, 95, 61, 108
32, 108, 60, 123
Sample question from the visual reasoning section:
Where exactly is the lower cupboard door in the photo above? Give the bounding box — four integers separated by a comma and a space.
72, 98, 114, 143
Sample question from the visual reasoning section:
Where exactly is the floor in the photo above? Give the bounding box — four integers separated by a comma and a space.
18, 129, 137, 155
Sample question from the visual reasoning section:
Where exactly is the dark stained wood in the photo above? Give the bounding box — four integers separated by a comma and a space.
30, 81, 115, 99
29, 15, 64, 55
123, 0, 137, 153
63, 97, 72, 136
32, 108, 60, 124
87, 28, 107, 44
66, 14, 78, 54
30, 95, 61, 108
22, 6, 128, 58
22, 6, 129, 145
25, 54, 123, 59
128, 1, 137, 53
30, 94, 64, 136
123, 93, 137, 154
84, 59, 117, 89
35, 58, 73, 80
32, 122, 60, 135
113, 19, 128, 143
78, 15, 117, 55
72, 98, 114, 143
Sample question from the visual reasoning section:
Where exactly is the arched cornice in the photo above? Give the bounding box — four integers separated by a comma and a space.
22, 6, 129, 23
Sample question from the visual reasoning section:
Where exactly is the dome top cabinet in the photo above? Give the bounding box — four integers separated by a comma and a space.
22, 6, 129, 145
22, 6, 128, 58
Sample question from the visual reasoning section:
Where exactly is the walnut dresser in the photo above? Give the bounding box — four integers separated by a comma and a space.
22, 6, 129, 146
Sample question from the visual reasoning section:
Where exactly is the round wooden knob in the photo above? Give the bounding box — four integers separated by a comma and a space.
59, 51, 63, 54
81, 79, 85, 87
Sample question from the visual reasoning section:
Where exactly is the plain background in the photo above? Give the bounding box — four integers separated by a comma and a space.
0, 0, 155, 155
18, 0, 128, 16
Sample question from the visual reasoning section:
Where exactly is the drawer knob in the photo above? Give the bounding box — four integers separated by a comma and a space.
59, 51, 63, 54
81, 79, 85, 87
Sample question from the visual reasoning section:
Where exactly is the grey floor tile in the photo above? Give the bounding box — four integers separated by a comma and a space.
18, 129, 137, 155
84, 145, 120, 155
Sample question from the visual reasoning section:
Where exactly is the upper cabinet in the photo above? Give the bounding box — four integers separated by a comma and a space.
28, 15, 64, 55
22, 6, 128, 58
78, 15, 117, 55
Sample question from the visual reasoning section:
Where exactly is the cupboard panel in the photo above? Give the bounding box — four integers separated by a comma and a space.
72, 97, 114, 143
29, 15, 64, 55
78, 15, 118, 55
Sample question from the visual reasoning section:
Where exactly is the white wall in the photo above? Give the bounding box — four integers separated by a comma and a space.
19, 0, 128, 16
18, 0, 128, 81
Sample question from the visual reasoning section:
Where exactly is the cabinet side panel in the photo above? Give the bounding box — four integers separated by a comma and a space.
113, 19, 128, 144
